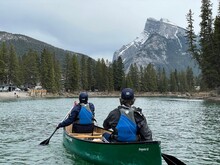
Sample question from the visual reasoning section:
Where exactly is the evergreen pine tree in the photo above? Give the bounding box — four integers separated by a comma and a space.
63, 53, 71, 92
22, 50, 39, 88
53, 55, 61, 92
87, 57, 96, 91
40, 49, 56, 93
0, 43, 6, 84
178, 71, 188, 92
8, 45, 20, 85
80, 56, 88, 90
107, 64, 114, 92
146, 63, 157, 92
186, 67, 195, 91
0, 42, 8, 84
186, 9, 200, 63
100, 58, 109, 91
94, 59, 102, 91
169, 71, 177, 92
69, 55, 79, 92
213, 2, 220, 87
113, 57, 124, 91
200, 0, 217, 88
127, 63, 140, 91
161, 68, 168, 93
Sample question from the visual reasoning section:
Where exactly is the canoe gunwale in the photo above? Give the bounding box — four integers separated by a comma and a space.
63, 126, 161, 145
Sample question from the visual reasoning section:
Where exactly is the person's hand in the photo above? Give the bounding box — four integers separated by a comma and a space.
74, 101, 78, 106
56, 123, 61, 129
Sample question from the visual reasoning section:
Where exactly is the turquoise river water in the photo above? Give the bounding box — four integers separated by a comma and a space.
0, 97, 220, 165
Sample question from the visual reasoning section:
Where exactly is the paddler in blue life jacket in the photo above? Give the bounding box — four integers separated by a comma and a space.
102, 88, 152, 142
57, 92, 95, 133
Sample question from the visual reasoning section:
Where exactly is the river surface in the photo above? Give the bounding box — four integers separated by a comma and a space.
0, 97, 220, 165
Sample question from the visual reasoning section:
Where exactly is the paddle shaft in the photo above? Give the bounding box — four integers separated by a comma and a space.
39, 106, 74, 145
62, 107, 73, 121
47, 127, 58, 141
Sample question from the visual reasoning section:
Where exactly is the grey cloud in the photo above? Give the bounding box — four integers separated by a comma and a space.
0, 0, 218, 60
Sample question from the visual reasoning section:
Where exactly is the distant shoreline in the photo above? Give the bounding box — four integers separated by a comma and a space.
1, 91, 220, 102
0, 91, 30, 99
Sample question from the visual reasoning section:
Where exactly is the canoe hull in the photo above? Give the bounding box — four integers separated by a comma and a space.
63, 127, 162, 165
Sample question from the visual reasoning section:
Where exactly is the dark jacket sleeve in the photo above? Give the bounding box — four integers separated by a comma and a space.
89, 102, 95, 116
134, 108, 153, 141
103, 108, 120, 130
58, 105, 80, 128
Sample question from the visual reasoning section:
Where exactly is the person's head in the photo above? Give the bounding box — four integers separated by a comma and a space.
120, 88, 135, 107
79, 92, 88, 104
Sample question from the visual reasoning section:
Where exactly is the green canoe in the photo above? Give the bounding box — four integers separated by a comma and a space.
63, 125, 162, 165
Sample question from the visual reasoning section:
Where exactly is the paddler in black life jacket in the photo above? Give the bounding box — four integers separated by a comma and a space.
57, 92, 95, 133
102, 88, 152, 142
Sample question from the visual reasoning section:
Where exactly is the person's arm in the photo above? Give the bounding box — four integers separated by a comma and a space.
58, 105, 80, 128
89, 102, 95, 115
134, 108, 153, 141
88, 102, 96, 122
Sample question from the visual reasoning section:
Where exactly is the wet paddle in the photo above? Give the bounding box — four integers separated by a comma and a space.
39, 127, 58, 145
162, 153, 186, 165
39, 104, 75, 146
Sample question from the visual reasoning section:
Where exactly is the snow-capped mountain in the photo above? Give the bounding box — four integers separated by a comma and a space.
113, 18, 199, 74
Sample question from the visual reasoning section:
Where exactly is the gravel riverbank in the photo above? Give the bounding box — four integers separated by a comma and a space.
0, 91, 30, 99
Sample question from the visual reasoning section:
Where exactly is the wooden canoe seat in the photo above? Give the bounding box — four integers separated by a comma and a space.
65, 124, 108, 140
65, 124, 105, 135
69, 133, 102, 139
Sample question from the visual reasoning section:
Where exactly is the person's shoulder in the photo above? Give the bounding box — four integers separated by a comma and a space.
88, 102, 95, 110
109, 107, 120, 114
73, 104, 81, 110
88, 102, 95, 107
133, 106, 146, 117
132, 106, 142, 112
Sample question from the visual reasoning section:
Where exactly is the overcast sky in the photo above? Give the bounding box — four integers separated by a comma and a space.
0, 0, 219, 61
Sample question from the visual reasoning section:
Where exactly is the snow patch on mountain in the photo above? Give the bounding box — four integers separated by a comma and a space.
113, 18, 199, 75
0, 32, 28, 42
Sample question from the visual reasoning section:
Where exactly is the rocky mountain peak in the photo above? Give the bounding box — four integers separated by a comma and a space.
113, 18, 199, 75
144, 18, 185, 39
0, 31, 28, 42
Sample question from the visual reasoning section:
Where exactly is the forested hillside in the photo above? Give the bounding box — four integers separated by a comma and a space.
0, 42, 197, 93
0, 31, 89, 67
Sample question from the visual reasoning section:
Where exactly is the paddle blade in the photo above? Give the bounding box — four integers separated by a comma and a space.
39, 138, 50, 145
39, 128, 58, 146
162, 153, 186, 165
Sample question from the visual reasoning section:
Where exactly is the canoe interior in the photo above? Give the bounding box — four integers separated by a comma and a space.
63, 124, 162, 165
65, 124, 110, 142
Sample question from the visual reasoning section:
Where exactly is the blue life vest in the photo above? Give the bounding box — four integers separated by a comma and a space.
78, 104, 93, 124
115, 107, 137, 142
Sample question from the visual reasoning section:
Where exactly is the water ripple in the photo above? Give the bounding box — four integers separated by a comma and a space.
0, 97, 220, 164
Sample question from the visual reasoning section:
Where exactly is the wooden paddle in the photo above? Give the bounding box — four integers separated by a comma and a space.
39, 105, 75, 145
162, 153, 186, 165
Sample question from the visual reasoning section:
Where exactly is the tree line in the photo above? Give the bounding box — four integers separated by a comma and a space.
186, 0, 220, 90
0, 42, 197, 93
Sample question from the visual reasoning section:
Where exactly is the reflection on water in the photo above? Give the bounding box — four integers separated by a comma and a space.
0, 97, 219, 165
